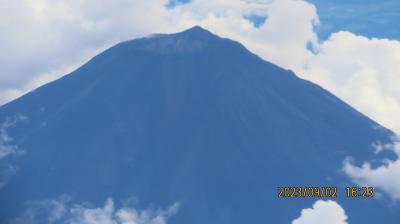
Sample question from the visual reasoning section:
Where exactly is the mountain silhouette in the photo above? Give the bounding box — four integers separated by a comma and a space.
0, 26, 398, 223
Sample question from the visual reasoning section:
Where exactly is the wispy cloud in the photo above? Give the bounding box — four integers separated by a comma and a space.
12, 196, 179, 224
0, 165, 18, 189
0, 115, 26, 159
344, 136, 400, 201
0, 115, 27, 189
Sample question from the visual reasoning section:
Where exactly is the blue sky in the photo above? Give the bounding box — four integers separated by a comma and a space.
309, 0, 400, 40
170, 0, 400, 40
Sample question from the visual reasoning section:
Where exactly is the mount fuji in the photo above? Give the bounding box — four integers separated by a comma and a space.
0, 26, 398, 223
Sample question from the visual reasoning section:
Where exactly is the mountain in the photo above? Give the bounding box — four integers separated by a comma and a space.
0, 26, 398, 223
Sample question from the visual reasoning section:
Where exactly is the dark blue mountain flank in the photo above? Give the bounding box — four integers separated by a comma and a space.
0, 26, 398, 223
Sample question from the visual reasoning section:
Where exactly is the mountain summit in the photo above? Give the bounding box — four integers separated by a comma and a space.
0, 26, 397, 223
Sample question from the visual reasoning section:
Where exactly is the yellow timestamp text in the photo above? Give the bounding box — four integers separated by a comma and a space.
345, 186, 374, 198
277, 186, 337, 198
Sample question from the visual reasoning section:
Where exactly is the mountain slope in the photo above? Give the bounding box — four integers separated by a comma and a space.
0, 26, 397, 223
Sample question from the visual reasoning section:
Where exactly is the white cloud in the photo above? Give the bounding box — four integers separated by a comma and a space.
300, 31, 400, 133
13, 196, 179, 224
344, 137, 400, 201
292, 200, 348, 224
